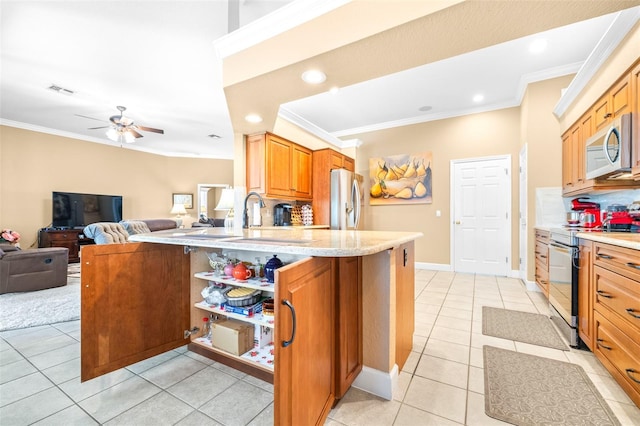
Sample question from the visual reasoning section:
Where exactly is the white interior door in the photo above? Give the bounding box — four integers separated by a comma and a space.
519, 145, 527, 280
452, 156, 511, 276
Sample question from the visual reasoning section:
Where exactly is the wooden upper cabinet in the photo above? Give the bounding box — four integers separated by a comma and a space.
561, 129, 574, 192
562, 59, 640, 195
312, 148, 356, 225
291, 144, 313, 199
245, 132, 313, 201
594, 73, 632, 132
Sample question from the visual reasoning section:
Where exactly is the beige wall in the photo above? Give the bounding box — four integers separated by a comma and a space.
520, 75, 574, 281
353, 107, 522, 267
0, 126, 233, 249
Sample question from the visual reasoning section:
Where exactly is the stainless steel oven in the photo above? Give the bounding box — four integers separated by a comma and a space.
548, 228, 580, 347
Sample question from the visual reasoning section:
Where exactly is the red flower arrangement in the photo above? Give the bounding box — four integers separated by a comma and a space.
0, 229, 21, 244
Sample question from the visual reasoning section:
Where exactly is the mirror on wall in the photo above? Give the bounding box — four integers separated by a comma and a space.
197, 184, 230, 221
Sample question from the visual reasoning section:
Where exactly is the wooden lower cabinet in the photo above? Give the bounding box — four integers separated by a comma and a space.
534, 229, 549, 297
80, 243, 191, 381
81, 243, 363, 424
592, 242, 640, 407
275, 257, 335, 425
336, 256, 363, 399
395, 242, 415, 371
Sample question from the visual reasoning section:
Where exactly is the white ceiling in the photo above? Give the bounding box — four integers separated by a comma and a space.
0, 1, 637, 159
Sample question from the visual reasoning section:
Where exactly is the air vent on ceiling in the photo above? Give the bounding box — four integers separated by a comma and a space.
208, 134, 221, 139
48, 84, 74, 95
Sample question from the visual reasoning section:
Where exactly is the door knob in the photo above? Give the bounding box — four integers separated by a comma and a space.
454, 220, 461, 225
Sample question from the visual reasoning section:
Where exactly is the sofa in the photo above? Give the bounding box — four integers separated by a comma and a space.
83, 219, 180, 245
0, 244, 69, 294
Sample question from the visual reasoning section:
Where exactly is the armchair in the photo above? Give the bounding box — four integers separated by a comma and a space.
0, 244, 69, 294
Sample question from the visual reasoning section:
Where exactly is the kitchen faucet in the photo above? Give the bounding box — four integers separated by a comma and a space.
243, 192, 266, 228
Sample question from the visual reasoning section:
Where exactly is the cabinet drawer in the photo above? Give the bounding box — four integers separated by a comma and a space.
593, 311, 640, 402
535, 229, 550, 244
594, 265, 640, 336
535, 241, 548, 267
48, 232, 78, 241
535, 259, 549, 295
594, 242, 640, 282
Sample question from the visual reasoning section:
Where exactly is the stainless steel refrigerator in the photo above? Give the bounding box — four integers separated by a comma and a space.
330, 168, 364, 230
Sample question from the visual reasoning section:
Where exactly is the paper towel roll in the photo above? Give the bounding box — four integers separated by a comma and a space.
252, 203, 262, 226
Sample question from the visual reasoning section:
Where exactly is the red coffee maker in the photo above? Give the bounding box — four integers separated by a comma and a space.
571, 197, 602, 228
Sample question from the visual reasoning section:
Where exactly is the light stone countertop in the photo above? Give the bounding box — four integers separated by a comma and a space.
576, 232, 640, 251
129, 227, 423, 257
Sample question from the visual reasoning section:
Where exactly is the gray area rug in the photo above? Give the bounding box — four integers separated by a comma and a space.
483, 345, 620, 425
482, 306, 568, 350
0, 266, 80, 331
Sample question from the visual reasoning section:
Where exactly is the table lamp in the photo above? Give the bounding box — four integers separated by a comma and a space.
215, 188, 235, 230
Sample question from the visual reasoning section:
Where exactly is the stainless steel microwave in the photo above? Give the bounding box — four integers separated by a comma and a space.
585, 113, 633, 180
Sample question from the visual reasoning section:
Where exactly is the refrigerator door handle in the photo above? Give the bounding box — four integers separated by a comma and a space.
352, 178, 361, 229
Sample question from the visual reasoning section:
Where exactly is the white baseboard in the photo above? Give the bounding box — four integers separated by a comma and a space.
351, 364, 398, 400
524, 279, 540, 292
415, 262, 451, 271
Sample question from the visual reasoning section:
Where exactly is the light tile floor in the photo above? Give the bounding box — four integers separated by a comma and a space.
1, 270, 640, 425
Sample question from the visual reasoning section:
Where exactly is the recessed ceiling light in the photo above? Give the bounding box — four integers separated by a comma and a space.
301, 70, 326, 84
529, 39, 547, 54
418, 105, 432, 112
473, 94, 484, 103
245, 114, 263, 123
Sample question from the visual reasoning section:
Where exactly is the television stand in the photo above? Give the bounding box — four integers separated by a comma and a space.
38, 228, 94, 263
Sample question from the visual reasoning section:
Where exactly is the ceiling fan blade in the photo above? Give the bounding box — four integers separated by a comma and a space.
128, 128, 144, 138
137, 125, 164, 134
88, 126, 110, 130
75, 114, 107, 123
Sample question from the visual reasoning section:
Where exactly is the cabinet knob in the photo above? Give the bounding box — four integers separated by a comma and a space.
603, 112, 612, 119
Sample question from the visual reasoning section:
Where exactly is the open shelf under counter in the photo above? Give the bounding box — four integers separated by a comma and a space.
194, 301, 275, 328
193, 271, 275, 293
191, 337, 274, 374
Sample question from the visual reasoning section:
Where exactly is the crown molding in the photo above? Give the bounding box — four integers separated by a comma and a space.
277, 106, 345, 148
0, 119, 224, 159
553, 7, 640, 118
213, 0, 350, 59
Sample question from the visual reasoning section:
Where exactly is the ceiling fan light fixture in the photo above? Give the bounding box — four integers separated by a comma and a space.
106, 127, 119, 142
124, 130, 136, 143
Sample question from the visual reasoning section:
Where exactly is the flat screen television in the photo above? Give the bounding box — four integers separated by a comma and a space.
52, 191, 123, 229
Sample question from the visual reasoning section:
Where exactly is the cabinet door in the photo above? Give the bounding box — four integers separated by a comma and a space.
343, 156, 355, 172
395, 242, 415, 371
81, 243, 190, 381
246, 134, 266, 194
336, 257, 362, 399
578, 240, 593, 350
291, 144, 313, 199
561, 131, 573, 191
275, 257, 335, 426
266, 135, 293, 198
611, 74, 631, 119
571, 124, 582, 187
330, 151, 343, 169
594, 96, 610, 132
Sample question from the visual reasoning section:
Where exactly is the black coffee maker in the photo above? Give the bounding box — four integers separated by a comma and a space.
273, 203, 292, 226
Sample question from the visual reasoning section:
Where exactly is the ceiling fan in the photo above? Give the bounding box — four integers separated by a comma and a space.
78, 106, 164, 143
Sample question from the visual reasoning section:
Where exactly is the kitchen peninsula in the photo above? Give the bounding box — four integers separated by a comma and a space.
80, 227, 422, 425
